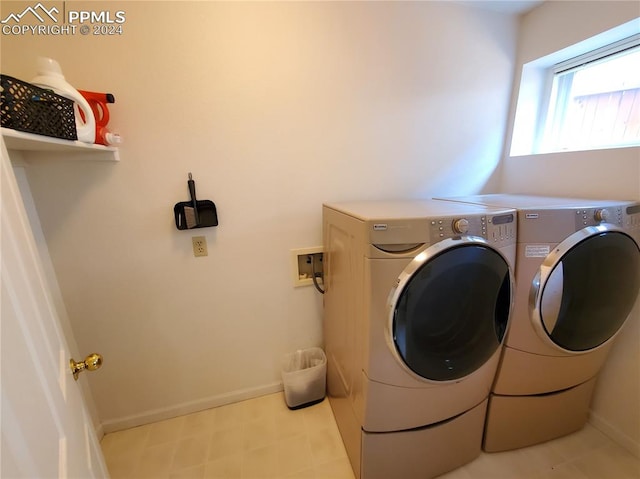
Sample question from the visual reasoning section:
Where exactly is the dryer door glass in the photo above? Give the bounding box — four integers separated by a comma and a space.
392, 245, 511, 381
540, 231, 640, 351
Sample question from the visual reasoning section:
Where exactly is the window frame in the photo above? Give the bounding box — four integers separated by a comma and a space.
508, 19, 640, 158
537, 34, 640, 154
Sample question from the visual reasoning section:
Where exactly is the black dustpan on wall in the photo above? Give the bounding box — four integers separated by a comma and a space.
174, 200, 218, 230
173, 173, 218, 230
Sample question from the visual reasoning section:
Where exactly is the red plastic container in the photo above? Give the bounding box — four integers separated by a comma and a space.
78, 90, 121, 146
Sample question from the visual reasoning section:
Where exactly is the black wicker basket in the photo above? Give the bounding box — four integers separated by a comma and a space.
1, 74, 77, 141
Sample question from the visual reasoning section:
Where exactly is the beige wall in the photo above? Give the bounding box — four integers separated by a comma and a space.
501, 0, 640, 457
1, 1, 517, 429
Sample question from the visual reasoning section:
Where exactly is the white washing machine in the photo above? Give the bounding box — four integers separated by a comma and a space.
322, 200, 517, 479
438, 194, 640, 452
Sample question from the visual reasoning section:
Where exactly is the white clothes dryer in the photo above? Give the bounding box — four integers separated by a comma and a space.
438, 194, 640, 452
322, 200, 516, 479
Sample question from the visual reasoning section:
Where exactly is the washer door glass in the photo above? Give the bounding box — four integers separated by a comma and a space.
392, 244, 511, 381
540, 231, 640, 351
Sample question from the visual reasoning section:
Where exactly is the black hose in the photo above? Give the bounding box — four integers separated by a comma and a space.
310, 254, 325, 295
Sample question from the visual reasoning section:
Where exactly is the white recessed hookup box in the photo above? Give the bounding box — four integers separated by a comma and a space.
291, 247, 323, 287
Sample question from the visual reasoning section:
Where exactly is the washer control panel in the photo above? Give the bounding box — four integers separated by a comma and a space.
429, 213, 516, 245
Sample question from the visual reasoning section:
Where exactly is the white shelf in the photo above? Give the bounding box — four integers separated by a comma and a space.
2, 128, 120, 161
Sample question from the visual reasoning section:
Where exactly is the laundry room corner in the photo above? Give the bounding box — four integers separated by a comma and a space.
0, 0, 519, 431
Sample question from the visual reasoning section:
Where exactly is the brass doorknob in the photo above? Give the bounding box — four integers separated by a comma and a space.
70, 353, 103, 380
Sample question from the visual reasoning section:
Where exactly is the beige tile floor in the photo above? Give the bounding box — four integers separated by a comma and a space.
101, 392, 352, 479
101, 392, 640, 479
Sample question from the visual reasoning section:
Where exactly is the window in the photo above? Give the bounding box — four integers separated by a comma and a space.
540, 36, 640, 153
509, 21, 640, 157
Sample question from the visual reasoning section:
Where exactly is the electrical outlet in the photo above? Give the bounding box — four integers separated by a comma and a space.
192, 236, 208, 257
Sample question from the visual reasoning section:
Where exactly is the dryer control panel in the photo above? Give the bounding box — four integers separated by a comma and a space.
573, 206, 625, 228
570, 202, 640, 240
429, 213, 516, 246
624, 204, 640, 234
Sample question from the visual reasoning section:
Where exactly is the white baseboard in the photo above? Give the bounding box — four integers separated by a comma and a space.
101, 382, 284, 434
589, 410, 640, 459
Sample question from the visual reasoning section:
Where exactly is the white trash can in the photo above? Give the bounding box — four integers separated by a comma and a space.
281, 347, 327, 409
